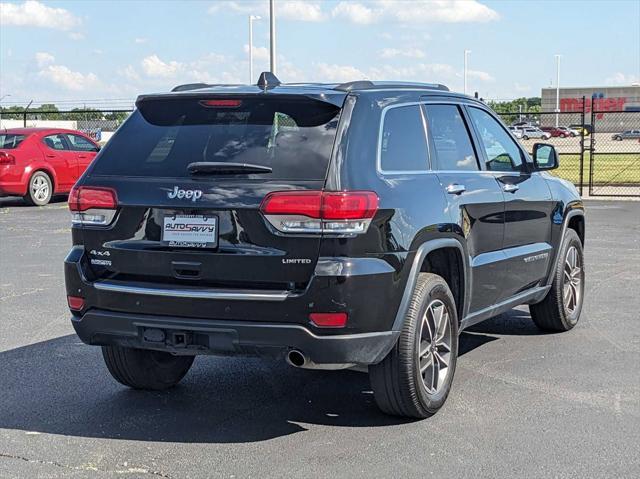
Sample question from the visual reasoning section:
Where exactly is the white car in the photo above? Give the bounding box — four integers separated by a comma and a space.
518, 127, 551, 140
508, 126, 524, 139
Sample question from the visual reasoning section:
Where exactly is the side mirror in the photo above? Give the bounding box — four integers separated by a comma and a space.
532, 143, 558, 170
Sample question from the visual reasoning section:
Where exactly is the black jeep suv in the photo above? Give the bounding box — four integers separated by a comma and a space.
64, 73, 585, 418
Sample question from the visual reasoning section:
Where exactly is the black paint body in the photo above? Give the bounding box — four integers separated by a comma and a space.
65, 83, 584, 365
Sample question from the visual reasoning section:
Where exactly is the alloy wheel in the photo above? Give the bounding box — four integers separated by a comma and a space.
563, 245, 582, 314
31, 175, 50, 202
417, 299, 453, 395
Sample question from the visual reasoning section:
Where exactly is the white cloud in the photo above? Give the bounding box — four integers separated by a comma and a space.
315, 63, 367, 82
209, 1, 326, 21
331, 2, 377, 24
605, 72, 640, 85
467, 69, 494, 82
141, 54, 184, 78
34, 51, 55, 67
119, 65, 141, 82
243, 44, 270, 61
0, 0, 81, 31
332, 0, 499, 24
379, 47, 426, 59
134, 37, 148, 44
38, 64, 99, 91
279, 1, 326, 22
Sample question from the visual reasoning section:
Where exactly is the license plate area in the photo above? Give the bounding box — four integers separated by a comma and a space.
162, 214, 218, 248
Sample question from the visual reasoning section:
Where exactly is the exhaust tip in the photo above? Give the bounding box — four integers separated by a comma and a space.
287, 350, 306, 368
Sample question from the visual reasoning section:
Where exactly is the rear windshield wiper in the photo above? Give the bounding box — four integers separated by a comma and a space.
187, 162, 273, 175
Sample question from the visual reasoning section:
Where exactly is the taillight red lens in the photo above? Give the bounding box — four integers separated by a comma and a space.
322, 192, 378, 220
67, 295, 85, 311
261, 191, 323, 218
309, 312, 348, 328
69, 186, 117, 212
260, 191, 378, 220
200, 99, 242, 108
0, 152, 15, 165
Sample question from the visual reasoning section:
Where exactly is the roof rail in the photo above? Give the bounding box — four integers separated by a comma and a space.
334, 81, 449, 92
171, 83, 211, 92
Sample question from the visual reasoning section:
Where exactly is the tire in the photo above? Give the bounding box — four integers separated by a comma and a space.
369, 273, 459, 418
530, 229, 584, 332
570, 133, 576, 137
522, 135, 529, 140
24, 171, 52, 206
102, 345, 194, 390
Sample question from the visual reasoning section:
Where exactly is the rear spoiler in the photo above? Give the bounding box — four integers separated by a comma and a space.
136, 91, 348, 109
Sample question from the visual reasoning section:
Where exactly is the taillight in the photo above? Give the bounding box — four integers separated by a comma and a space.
309, 312, 348, 328
260, 190, 378, 234
69, 186, 117, 226
67, 295, 85, 311
0, 152, 15, 165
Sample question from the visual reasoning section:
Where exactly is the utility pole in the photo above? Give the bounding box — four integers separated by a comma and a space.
555, 54, 561, 127
269, 0, 277, 74
463, 50, 471, 95
249, 15, 261, 83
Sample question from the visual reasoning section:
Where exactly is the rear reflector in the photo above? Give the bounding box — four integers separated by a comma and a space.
200, 99, 242, 108
69, 186, 118, 226
67, 295, 85, 311
0, 152, 15, 165
260, 190, 378, 235
309, 312, 348, 328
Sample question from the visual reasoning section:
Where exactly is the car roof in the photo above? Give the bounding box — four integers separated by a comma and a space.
1, 127, 88, 135
138, 74, 478, 108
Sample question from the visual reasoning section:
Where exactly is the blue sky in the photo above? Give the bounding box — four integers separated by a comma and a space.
1, 0, 639, 108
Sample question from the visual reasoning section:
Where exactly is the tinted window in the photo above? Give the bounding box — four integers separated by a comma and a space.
379, 105, 429, 172
424, 104, 478, 171
67, 134, 98, 152
42, 134, 67, 151
91, 98, 340, 180
0, 134, 26, 149
468, 107, 523, 172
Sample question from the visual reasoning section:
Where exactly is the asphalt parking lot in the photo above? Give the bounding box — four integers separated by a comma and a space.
0, 197, 638, 478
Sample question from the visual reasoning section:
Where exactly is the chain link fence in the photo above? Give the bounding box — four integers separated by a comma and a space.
0, 109, 133, 144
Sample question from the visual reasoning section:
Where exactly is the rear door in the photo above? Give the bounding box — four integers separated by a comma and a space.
423, 103, 506, 314
65, 133, 99, 180
466, 106, 554, 300
39, 133, 77, 190
78, 95, 342, 296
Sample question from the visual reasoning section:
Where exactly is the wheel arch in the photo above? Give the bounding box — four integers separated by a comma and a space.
391, 239, 470, 332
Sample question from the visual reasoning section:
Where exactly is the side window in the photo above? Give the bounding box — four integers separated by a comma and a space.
42, 134, 68, 151
468, 107, 524, 172
66, 134, 98, 152
379, 104, 429, 172
424, 104, 478, 171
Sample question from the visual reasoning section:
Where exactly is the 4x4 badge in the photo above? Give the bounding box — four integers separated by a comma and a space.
168, 186, 203, 202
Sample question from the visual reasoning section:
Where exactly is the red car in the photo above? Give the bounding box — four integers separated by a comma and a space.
540, 126, 571, 138
0, 128, 100, 205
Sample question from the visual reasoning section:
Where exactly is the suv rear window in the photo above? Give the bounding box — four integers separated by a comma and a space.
0, 134, 26, 149
91, 97, 341, 180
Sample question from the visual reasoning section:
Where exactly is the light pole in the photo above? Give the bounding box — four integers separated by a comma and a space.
249, 15, 261, 83
463, 50, 471, 95
555, 54, 561, 127
0, 94, 11, 127
269, 0, 276, 74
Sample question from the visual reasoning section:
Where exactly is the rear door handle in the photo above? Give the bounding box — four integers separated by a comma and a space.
446, 184, 466, 195
45, 154, 56, 158
502, 184, 519, 193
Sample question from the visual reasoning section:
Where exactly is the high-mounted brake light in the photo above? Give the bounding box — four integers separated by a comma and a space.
199, 99, 242, 108
69, 186, 118, 226
260, 190, 378, 235
0, 152, 15, 165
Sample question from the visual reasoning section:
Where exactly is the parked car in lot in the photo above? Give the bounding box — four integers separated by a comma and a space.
540, 126, 572, 138
64, 73, 585, 418
508, 126, 523, 138
0, 128, 100, 205
569, 124, 592, 136
518, 127, 552, 140
612, 129, 640, 140
557, 126, 579, 137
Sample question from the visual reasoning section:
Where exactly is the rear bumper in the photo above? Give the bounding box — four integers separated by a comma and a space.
65, 246, 408, 366
0, 181, 27, 196
71, 309, 399, 366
